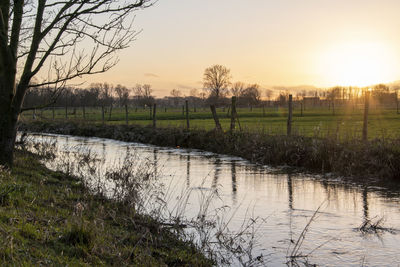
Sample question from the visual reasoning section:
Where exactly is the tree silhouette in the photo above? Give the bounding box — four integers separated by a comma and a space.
0, 0, 151, 166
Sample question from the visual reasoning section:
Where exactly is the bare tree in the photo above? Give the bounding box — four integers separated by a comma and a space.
0, 0, 152, 166
265, 89, 273, 101
231, 82, 245, 98
170, 89, 182, 98
240, 84, 261, 106
203, 64, 231, 99
189, 88, 199, 98
115, 84, 130, 107
133, 83, 154, 107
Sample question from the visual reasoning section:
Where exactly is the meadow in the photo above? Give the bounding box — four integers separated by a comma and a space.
22, 104, 400, 140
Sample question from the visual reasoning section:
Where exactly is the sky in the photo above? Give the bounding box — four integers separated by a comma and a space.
85, 0, 400, 97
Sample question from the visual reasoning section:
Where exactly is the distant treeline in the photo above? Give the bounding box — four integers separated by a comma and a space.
23, 82, 399, 110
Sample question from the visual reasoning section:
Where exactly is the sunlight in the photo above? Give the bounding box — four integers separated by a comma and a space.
320, 42, 398, 87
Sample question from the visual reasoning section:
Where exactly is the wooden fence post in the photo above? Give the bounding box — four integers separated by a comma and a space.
287, 95, 293, 136
101, 105, 105, 125
153, 103, 157, 128
182, 105, 185, 116
108, 104, 113, 120
230, 96, 237, 131
65, 101, 68, 119
300, 102, 303, 117
362, 91, 370, 142
125, 104, 129, 125
210, 105, 222, 131
149, 105, 153, 120
185, 100, 190, 129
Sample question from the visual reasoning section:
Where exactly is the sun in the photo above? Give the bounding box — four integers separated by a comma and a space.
319, 42, 398, 87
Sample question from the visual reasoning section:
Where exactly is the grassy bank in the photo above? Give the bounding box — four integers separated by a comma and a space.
20, 120, 400, 180
0, 150, 212, 266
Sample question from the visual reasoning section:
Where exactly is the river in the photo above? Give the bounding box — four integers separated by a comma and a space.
25, 133, 400, 266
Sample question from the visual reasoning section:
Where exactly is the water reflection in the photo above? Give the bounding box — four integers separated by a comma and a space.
26, 133, 400, 267
186, 154, 190, 188
212, 158, 221, 189
362, 186, 369, 222
231, 161, 237, 205
287, 174, 293, 210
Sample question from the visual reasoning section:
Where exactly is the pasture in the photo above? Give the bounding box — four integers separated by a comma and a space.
22, 105, 400, 140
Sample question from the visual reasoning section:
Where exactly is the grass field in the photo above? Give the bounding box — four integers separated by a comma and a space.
22, 105, 400, 140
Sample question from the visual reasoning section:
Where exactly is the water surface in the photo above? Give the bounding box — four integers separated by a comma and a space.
26, 133, 400, 266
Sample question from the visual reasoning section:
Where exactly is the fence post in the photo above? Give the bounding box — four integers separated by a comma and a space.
210, 105, 222, 131
149, 104, 153, 120
185, 100, 190, 130
182, 105, 185, 116
65, 101, 68, 119
153, 103, 157, 128
101, 105, 105, 125
362, 91, 370, 142
287, 95, 293, 136
125, 104, 129, 125
300, 102, 303, 117
230, 96, 237, 131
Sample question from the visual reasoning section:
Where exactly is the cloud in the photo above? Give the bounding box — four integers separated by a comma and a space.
144, 73, 159, 78
176, 84, 195, 90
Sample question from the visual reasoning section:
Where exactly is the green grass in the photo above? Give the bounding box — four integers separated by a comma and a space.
0, 151, 212, 266
22, 105, 400, 139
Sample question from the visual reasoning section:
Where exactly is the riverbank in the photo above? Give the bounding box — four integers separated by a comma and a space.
0, 150, 212, 266
19, 120, 400, 180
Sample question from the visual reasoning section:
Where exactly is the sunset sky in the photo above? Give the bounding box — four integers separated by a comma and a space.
90, 0, 400, 97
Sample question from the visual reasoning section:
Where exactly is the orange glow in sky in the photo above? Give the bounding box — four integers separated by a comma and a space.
74, 0, 400, 96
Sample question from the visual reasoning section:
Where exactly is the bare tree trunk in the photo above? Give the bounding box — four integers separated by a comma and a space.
0, 106, 19, 167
